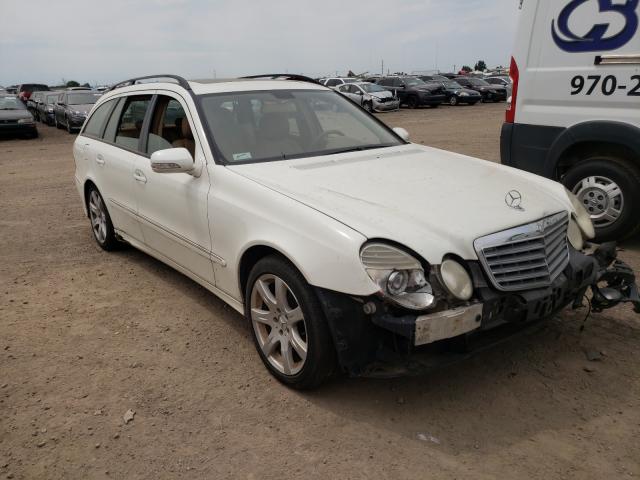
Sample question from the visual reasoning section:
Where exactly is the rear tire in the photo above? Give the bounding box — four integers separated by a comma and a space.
87, 186, 119, 251
562, 156, 640, 241
407, 96, 419, 109
245, 255, 336, 390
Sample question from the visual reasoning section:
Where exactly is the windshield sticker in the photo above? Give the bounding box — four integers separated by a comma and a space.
233, 152, 252, 161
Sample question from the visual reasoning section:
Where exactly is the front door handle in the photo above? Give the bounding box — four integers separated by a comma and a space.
95, 154, 105, 166
133, 170, 147, 184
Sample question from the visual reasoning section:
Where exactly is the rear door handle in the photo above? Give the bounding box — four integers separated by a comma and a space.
133, 170, 147, 184
95, 154, 105, 166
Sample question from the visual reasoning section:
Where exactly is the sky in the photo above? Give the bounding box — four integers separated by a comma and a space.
0, 0, 518, 87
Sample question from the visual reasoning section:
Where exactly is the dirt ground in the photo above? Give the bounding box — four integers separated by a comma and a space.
1, 103, 639, 480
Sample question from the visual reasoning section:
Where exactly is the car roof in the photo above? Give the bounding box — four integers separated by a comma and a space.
99, 78, 328, 100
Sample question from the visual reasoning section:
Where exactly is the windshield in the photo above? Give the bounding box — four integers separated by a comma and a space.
402, 77, 425, 86
360, 83, 386, 93
199, 89, 403, 163
467, 78, 490, 86
0, 97, 25, 110
67, 93, 101, 105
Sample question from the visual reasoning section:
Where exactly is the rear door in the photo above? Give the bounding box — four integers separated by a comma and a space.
517, 0, 640, 128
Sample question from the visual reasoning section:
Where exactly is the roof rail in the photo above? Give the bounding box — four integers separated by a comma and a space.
106, 74, 191, 92
240, 74, 320, 85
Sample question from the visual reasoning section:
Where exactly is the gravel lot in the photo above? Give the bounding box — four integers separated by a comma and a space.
1, 103, 639, 479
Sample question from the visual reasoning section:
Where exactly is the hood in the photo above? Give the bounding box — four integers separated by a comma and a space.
67, 104, 94, 114
370, 90, 394, 100
0, 109, 32, 121
227, 144, 572, 263
448, 87, 480, 95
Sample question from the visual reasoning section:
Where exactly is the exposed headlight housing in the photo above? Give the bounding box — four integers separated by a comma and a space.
459, 92, 469, 96
361, 243, 434, 310
439, 259, 473, 301
565, 188, 595, 240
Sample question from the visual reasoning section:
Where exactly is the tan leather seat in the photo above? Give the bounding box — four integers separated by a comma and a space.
172, 118, 195, 158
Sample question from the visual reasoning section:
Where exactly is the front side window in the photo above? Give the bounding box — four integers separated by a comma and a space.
199, 89, 403, 164
83, 99, 117, 138
114, 96, 152, 152
147, 96, 193, 156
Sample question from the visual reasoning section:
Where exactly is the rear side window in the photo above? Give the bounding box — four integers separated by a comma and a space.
114, 96, 152, 152
83, 99, 117, 138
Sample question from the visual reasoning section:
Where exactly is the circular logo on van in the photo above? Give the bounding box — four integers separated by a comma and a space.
505, 190, 524, 210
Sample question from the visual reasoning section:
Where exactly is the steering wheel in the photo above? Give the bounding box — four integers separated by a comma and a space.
310, 130, 345, 150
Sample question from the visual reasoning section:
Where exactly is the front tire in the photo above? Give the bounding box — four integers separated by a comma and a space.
245, 255, 336, 390
406, 96, 419, 109
562, 156, 640, 241
87, 187, 118, 251
449, 96, 458, 106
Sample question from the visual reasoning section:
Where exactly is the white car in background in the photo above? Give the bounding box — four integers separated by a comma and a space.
322, 77, 359, 89
336, 81, 400, 112
73, 74, 640, 389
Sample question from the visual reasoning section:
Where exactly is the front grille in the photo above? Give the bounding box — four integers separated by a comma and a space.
474, 212, 570, 292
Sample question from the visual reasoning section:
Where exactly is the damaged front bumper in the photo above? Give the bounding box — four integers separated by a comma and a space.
316, 243, 639, 377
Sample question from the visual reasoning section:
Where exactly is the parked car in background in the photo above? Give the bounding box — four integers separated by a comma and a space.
54, 91, 102, 133
377, 76, 445, 108
323, 78, 359, 89
336, 82, 400, 112
6, 86, 18, 94
416, 75, 481, 106
0, 94, 37, 138
27, 91, 45, 117
454, 77, 507, 102
501, 0, 640, 241
17, 83, 50, 103
485, 76, 513, 97
37, 92, 60, 125
66, 86, 93, 91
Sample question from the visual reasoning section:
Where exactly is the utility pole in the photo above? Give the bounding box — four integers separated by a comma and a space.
381, 59, 384, 76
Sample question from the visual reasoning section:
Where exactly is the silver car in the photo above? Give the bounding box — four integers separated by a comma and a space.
336, 82, 400, 112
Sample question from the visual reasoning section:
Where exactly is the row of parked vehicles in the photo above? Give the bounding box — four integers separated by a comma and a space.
0, 83, 102, 139
320, 74, 511, 111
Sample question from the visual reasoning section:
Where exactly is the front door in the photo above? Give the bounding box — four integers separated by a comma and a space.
132, 92, 215, 286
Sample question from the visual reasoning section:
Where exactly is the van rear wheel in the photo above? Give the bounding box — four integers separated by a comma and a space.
562, 156, 640, 241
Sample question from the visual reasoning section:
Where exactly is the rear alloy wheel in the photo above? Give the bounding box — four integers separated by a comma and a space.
87, 187, 118, 250
562, 156, 640, 241
449, 96, 458, 106
407, 96, 419, 109
246, 256, 336, 389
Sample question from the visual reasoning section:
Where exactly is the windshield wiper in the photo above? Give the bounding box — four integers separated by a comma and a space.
320, 144, 395, 156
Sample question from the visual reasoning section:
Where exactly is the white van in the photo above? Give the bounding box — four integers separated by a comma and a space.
501, 0, 640, 241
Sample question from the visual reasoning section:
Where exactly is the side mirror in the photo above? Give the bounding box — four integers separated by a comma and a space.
151, 148, 194, 174
393, 127, 410, 142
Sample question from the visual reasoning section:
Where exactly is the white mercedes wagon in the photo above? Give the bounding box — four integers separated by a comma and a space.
73, 74, 639, 389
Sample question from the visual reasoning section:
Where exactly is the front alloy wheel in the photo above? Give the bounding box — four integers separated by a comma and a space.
245, 256, 336, 389
449, 96, 458, 106
251, 274, 308, 376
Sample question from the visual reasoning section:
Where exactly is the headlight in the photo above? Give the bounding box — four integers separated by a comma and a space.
17, 118, 34, 124
459, 92, 469, 96
439, 259, 473, 301
47, 107, 54, 112
361, 243, 434, 310
565, 188, 595, 239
